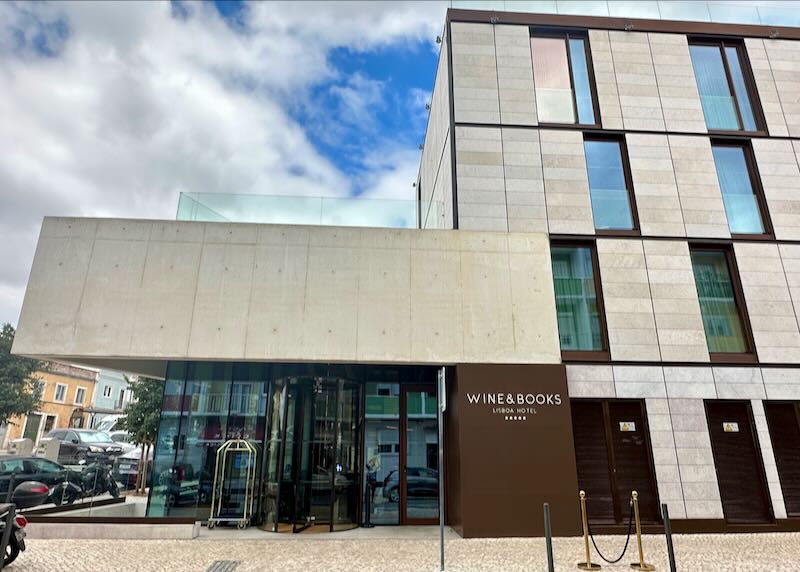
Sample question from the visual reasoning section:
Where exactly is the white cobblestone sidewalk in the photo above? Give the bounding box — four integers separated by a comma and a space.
8, 532, 800, 571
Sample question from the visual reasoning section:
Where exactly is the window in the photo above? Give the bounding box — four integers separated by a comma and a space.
689, 40, 761, 131
551, 245, 606, 353
711, 142, 769, 236
54, 384, 67, 403
584, 136, 637, 231
103, 385, 112, 398
74, 386, 86, 405
531, 31, 597, 125
690, 249, 751, 356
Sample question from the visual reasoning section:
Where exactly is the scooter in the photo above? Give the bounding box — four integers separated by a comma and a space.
1, 481, 50, 568
50, 459, 119, 506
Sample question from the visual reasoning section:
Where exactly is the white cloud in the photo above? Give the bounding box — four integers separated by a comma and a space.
0, 0, 447, 325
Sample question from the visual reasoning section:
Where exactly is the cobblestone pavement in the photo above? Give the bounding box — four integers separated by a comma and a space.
8, 532, 800, 571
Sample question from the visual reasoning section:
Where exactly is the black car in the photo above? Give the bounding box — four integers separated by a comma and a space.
0, 456, 67, 501
45, 429, 125, 465
382, 467, 439, 502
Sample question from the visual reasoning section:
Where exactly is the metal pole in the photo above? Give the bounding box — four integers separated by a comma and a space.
630, 491, 655, 571
577, 490, 600, 570
662, 504, 676, 572
438, 366, 446, 572
543, 502, 554, 572
0, 504, 15, 571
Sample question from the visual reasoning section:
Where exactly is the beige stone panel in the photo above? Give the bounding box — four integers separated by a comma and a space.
643, 240, 709, 362
649, 33, 706, 133
764, 39, 800, 137
778, 244, 800, 336
188, 243, 255, 359
668, 135, 729, 238
735, 243, 800, 363
502, 127, 546, 232
494, 25, 536, 125
597, 239, 660, 361
540, 129, 593, 234
752, 399, 788, 519
753, 139, 800, 240
451, 22, 499, 124
609, 31, 665, 132
745, 38, 789, 136
456, 125, 507, 231
589, 29, 623, 130
245, 244, 309, 360
627, 133, 685, 237
130, 241, 204, 357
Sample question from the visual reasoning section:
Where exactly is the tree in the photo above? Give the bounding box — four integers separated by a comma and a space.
0, 323, 44, 427
117, 375, 164, 494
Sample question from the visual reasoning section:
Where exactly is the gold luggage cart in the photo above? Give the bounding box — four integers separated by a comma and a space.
207, 439, 258, 530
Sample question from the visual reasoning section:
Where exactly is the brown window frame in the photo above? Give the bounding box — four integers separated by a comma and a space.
689, 243, 757, 364
688, 37, 767, 135
710, 138, 774, 240
550, 239, 611, 362
583, 133, 640, 237
530, 27, 602, 129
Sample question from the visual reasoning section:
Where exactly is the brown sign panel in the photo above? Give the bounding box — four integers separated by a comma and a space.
448, 364, 580, 537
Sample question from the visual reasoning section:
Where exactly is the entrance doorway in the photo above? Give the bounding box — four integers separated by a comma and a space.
363, 381, 439, 525
261, 378, 360, 533
571, 399, 660, 524
706, 400, 773, 523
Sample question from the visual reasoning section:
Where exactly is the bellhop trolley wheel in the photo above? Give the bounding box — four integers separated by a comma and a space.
207, 520, 215, 530
238, 520, 246, 530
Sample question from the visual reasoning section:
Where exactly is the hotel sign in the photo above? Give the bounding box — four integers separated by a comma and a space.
466, 392, 563, 422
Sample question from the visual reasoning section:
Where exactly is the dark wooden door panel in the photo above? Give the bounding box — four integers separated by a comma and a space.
571, 401, 615, 523
607, 401, 660, 523
706, 401, 772, 524
764, 402, 800, 517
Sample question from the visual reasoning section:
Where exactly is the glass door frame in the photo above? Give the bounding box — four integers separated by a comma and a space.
399, 383, 438, 526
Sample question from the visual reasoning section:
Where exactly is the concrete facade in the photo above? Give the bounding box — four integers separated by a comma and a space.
13, 218, 561, 374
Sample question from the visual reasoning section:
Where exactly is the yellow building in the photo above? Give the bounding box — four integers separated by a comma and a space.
3, 363, 97, 447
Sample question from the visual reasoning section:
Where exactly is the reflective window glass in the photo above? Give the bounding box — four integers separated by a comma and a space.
584, 139, 634, 230
551, 246, 604, 351
690, 45, 740, 130
532, 36, 575, 123
690, 250, 748, 353
711, 145, 764, 235
725, 46, 757, 131
569, 38, 596, 124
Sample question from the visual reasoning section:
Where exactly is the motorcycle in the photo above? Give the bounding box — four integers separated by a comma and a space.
50, 459, 119, 506
1, 481, 50, 567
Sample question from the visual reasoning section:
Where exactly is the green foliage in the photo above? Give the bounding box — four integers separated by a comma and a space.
117, 375, 164, 445
0, 323, 44, 427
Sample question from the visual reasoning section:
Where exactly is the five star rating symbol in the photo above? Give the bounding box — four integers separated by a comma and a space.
504, 415, 527, 421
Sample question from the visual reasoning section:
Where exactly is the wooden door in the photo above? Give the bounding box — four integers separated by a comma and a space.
571, 401, 616, 522
607, 401, 660, 523
571, 399, 659, 524
764, 402, 800, 517
706, 401, 773, 524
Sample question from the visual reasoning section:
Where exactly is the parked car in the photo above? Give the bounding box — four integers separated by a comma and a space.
382, 467, 439, 502
105, 431, 137, 454
44, 429, 125, 465
113, 447, 154, 490
0, 457, 67, 500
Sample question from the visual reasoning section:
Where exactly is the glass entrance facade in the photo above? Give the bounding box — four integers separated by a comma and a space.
146, 362, 439, 532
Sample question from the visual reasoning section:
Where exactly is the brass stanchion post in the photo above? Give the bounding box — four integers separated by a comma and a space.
577, 490, 601, 570
630, 491, 655, 571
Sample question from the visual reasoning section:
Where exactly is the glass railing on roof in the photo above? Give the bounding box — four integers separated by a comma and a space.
176, 192, 425, 229
450, 1, 800, 28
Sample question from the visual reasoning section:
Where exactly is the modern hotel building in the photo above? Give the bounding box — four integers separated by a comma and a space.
13, 2, 800, 537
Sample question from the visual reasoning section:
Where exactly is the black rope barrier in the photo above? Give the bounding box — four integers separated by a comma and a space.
586, 500, 634, 564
